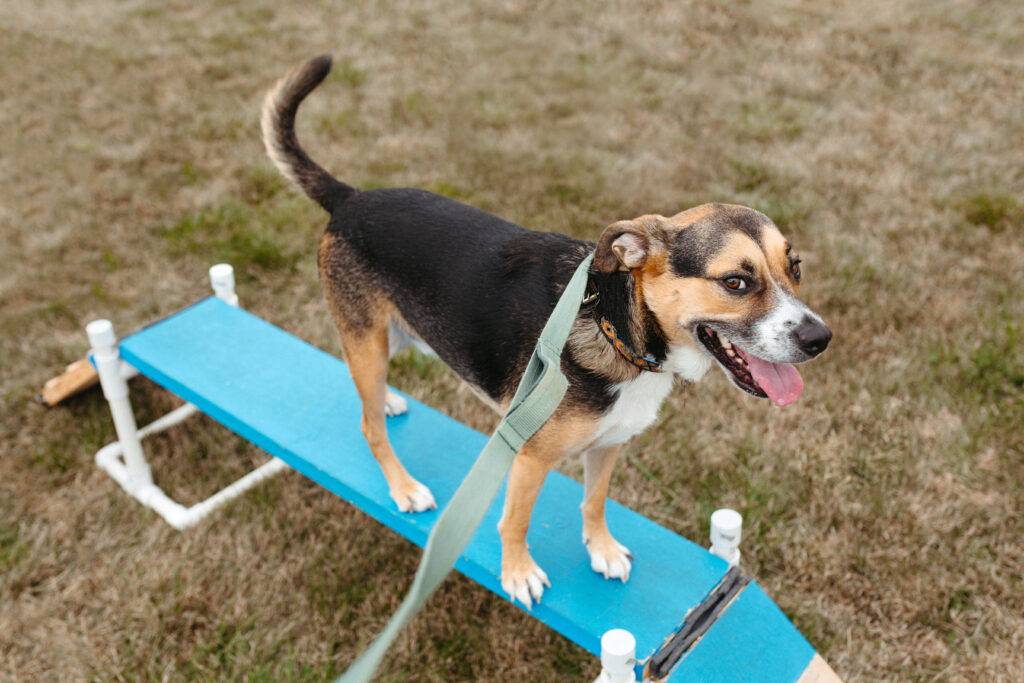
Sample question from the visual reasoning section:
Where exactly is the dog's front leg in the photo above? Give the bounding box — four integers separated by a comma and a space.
582, 444, 632, 582
498, 448, 554, 609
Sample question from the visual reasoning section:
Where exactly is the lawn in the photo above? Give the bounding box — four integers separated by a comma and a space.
1, 1, 1022, 680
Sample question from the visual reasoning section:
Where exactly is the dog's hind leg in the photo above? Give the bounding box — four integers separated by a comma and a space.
338, 318, 435, 512
581, 444, 632, 581
320, 235, 435, 513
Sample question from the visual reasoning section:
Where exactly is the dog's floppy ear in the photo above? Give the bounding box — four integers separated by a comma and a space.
593, 217, 666, 273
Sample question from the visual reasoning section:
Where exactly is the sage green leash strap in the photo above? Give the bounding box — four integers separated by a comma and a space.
337, 253, 594, 683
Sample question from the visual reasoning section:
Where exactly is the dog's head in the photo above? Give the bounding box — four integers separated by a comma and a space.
594, 203, 831, 406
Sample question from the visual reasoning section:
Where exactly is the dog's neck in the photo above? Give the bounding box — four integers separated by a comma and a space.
574, 270, 669, 378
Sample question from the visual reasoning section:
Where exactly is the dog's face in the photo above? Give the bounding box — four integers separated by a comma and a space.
594, 203, 831, 406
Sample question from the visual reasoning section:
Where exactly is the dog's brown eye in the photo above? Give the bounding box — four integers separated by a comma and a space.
723, 276, 747, 291
790, 258, 802, 282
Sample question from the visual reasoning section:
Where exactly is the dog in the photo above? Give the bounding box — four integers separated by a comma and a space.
261, 55, 832, 609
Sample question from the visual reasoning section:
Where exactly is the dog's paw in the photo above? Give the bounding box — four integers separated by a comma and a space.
501, 555, 550, 610
384, 391, 408, 417
585, 531, 632, 582
389, 478, 436, 513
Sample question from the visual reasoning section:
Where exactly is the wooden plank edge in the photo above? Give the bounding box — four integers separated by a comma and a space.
39, 358, 99, 406
797, 654, 843, 683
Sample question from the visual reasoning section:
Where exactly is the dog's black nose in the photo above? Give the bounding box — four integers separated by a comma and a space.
793, 317, 832, 357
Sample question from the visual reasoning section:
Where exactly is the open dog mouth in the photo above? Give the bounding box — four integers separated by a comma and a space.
696, 325, 804, 407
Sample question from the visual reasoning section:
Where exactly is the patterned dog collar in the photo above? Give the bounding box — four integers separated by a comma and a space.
598, 318, 664, 373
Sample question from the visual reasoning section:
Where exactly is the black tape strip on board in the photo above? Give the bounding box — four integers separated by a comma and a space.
645, 566, 752, 680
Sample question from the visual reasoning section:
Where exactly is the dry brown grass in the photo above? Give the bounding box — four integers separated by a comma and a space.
2, 1, 1023, 681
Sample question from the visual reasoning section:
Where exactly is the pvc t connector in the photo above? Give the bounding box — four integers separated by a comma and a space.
709, 508, 742, 567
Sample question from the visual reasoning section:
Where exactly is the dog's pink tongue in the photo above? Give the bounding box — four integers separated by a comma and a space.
745, 354, 804, 406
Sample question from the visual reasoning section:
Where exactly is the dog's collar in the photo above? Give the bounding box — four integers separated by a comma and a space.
598, 318, 664, 373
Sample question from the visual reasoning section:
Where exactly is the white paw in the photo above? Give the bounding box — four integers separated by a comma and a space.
586, 534, 632, 582
384, 391, 408, 417
390, 479, 436, 513
501, 558, 550, 610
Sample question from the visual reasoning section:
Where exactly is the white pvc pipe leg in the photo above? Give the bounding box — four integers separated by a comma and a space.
709, 508, 743, 567
89, 262, 289, 530
595, 629, 638, 683
88, 319, 152, 493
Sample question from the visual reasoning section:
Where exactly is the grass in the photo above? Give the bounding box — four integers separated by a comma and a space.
2, 0, 1023, 680
957, 192, 1022, 232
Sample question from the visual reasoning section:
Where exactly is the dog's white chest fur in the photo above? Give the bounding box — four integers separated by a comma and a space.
591, 345, 710, 449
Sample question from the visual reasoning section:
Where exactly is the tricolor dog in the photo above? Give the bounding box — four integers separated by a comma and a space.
262, 56, 832, 608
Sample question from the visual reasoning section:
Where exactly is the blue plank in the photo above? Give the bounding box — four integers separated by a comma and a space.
117, 297, 728, 661
668, 581, 815, 682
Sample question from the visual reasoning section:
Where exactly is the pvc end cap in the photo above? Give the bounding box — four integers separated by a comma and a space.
711, 508, 742, 535
600, 629, 636, 672
209, 263, 235, 286
86, 319, 116, 348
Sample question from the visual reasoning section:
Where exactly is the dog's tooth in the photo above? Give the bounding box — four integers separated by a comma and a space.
725, 349, 736, 358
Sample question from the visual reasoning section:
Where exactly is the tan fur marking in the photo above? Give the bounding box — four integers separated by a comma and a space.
641, 229, 786, 337
665, 203, 718, 229
498, 412, 596, 582
760, 225, 799, 291
581, 443, 623, 540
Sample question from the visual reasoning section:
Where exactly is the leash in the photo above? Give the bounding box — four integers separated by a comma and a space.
337, 253, 594, 682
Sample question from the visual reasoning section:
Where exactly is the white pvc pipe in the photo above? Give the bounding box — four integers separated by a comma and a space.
87, 319, 152, 493
90, 265, 292, 531
709, 508, 743, 567
595, 629, 638, 683
177, 457, 288, 528
92, 399, 288, 530
137, 403, 198, 438
209, 263, 239, 306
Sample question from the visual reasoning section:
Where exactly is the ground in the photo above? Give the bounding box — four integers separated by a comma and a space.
1, 1, 1023, 681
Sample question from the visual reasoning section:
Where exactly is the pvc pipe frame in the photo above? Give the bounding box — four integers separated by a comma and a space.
87, 264, 288, 531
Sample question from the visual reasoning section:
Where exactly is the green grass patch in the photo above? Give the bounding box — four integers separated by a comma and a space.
735, 98, 810, 143
162, 194, 317, 274
0, 521, 27, 572
545, 182, 586, 205
100, 249, 124, 272
956, 192, 1021, 231
318, 108, 370, 138
248, 657, 338, 682
930, 314, 1024, 401
181, 620, 261, 678
237, 166, 287, 204
754, 196, 812, 235
425, 180, 474, 201
390, 91, 435, 126
725, 159, 811, 234
330, 59, 368, 89
30, 443, 76, 475
181, 161, 208, 186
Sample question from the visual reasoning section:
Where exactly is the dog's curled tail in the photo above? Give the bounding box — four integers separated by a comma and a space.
261, 54, 354, 212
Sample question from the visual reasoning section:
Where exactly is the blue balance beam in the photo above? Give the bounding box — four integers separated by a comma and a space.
116, 297, 819, 681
